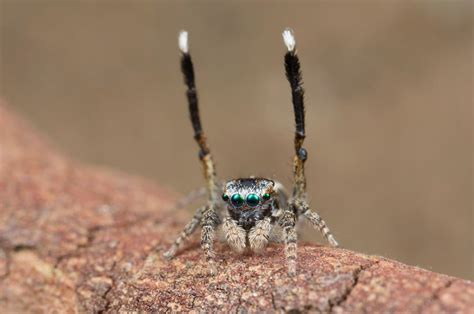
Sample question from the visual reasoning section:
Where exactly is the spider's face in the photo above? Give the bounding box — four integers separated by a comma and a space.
222, 178, 275, 211
222, 178, 275, 230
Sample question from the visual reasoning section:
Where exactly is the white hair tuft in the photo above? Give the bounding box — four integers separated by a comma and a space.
282, 27, 296, 52
178, 30, 189, 54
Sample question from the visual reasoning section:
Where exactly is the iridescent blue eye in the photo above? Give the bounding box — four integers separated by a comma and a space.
231, 193, 244, 207
222, 194, 229, 201
262, 193, 271, 200
246, 194, 260, 207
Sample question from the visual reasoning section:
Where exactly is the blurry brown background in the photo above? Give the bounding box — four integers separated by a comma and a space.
0, 1, 472, 280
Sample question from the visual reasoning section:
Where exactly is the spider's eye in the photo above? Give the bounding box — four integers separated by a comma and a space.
222, 194, 229, 201
231, 193, 244, 207
262, 193, 271, 200
246, 194, 260, 207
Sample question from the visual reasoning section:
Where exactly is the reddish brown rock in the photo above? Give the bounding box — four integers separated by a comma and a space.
0, 101, 472, 313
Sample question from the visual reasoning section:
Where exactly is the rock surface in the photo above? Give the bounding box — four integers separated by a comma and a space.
0, 101, 472, 313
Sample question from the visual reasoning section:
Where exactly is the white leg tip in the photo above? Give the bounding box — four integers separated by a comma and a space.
282, 27, 296, 52
178, 30, 189, 54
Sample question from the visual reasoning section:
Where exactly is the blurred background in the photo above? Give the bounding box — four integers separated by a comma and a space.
0, 1, 472, 280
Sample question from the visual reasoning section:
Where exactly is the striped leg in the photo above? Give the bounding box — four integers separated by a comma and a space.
222, 217, 246, 253
249, 216, 272, 253
178, 32, 222, 275
163, 206, 205, 259
179, 31, 220, 204
279, 209, 298, 276
201, 206, 220, 275
282, 28, 308, 202
299, 203, 339, 247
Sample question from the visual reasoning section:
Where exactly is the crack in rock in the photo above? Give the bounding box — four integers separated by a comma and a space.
54, 214, 159, 270
0, 247, 10, 281
328, 260, 380, 312
271, 291, 277, 310
97, 279, 114, 314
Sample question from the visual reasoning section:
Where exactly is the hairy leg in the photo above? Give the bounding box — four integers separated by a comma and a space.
279, 209, 298, 276
297, 201, 339, 247
222, 217, 246, 253
200, 206, 220, 275
248, 216, 272, 253
163, 206, 205, 259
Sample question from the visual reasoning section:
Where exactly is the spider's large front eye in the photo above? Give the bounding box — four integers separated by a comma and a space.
246, 194, 260, 207
231, 193, 244, 207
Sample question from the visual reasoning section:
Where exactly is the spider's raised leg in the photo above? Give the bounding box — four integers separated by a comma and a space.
164, 31, 221, 275
278, 28, 308, 276
282, 28, 308, 202
179, 31, 219, 203
281, 28, 339, 275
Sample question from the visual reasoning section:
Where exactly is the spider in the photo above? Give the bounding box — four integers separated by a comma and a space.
164, 28, 339, 276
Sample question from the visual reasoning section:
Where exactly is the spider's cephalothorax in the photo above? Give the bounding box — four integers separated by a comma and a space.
222, 178, 276, 231
164, 28, 339, 276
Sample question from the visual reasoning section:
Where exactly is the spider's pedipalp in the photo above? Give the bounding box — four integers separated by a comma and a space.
222, 217, 246, 253
248, 216, 272, 252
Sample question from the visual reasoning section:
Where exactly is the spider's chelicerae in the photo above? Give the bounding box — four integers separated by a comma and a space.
164, 28, 339, 276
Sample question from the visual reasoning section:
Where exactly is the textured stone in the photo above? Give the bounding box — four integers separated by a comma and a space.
0, 101, 472, 313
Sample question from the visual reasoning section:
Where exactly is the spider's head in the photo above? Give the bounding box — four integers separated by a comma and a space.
222, 178, 275, 210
